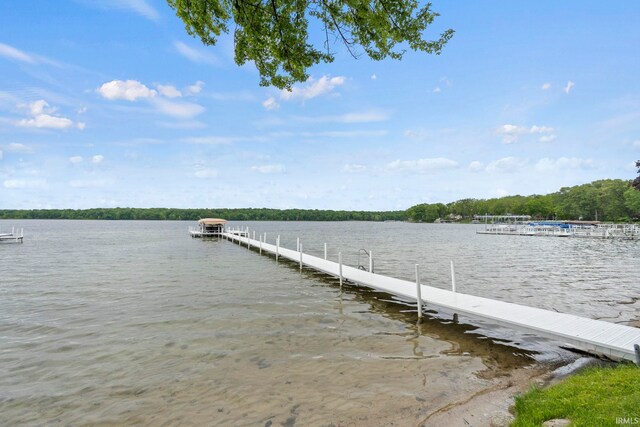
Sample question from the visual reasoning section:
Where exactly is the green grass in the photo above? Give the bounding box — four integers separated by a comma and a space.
512, 364, 640, 427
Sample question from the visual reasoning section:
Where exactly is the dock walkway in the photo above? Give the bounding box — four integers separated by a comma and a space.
221, 230, 640, 364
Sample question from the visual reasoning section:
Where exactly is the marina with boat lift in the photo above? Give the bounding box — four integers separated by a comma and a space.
476, 215, 640, 239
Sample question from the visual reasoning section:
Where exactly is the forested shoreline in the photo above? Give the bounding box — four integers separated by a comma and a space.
2, 179, 639, 223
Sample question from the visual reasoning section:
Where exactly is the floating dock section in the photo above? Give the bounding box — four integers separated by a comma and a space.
220, 229, 640, 364
0, 227, 23, 243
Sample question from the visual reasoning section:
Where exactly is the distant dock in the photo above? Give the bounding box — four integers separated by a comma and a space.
214, 227, 640, 364
475, 215, 640, 240
0, 227, 23, 243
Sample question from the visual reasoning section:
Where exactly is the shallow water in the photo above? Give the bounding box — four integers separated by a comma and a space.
0, 220, 638, 425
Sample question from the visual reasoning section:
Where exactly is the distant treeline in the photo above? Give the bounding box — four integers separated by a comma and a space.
407, 179, 640, 222
0, 207, 407, 222
2, 179, 639, 223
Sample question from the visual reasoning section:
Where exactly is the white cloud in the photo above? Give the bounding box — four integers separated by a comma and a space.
251, 164, 285, 174
387, 157, 459, 173
98, 80, 157, 101
18, 114, 73, 129
185, 81, 205, 95
14, 100, 78, 130
76, 122, 86, 130
280, 75, 346, 101
92, 154, 104, 163
156, 84, 182, 98
486, 157, 528, 173
342, 164, 367, 173
151, 98, 205, 118
3, 179, 47, 189
539, 135, 557, 143
468, 161, 484, 172
173, 41, 219, 65
564, 81, 575, 94
69, 156, 83, 164
194, 168, 218, 178
0, 42, 37, 64
262, 97, 280, 111
181, 136, 237, 144
28, 99, 52, 115
371, 74, 377, 80
432, 87, 441, 93
529, 125, 554, 134
535, 157, 595, 172
496, 124, 554, 144
541, 83, 551, 90
5, 143, 32, 153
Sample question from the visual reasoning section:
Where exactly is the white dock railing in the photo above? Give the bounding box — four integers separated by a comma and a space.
0, 227, 24, 243
220, 229, 640, 365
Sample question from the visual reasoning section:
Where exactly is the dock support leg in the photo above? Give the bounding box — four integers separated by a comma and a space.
259, 236, 262, 255
299, 244, 303, 271
296, 237, 300, 252
339, 252, 343, 288
415, 264, 423, 321
247, 232, 251, 249
276, 235, 280, 262
324, 243, 327, 260
450, 261, 456, 293
635, 344, 640, 366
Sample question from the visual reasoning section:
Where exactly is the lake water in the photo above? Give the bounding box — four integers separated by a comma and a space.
1, 220, 638, 426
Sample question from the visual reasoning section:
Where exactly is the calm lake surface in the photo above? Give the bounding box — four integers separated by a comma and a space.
1, 220, 638, 426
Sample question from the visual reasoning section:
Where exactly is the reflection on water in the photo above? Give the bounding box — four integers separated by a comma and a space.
0, 220, 637, 425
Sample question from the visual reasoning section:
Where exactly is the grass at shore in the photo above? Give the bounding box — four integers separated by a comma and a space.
512, 364, 640, 427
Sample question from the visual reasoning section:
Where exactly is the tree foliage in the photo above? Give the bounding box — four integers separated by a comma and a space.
0, 207, 406, 222
406, 179, 640, 223
167, 0, 453, 88
633, 160, 640, 191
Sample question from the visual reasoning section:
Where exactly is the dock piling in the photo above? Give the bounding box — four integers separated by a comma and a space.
339, 252, 343, 288
299, 244, 303, 271
415, 264, 423, 320
259, 236, 263, 255
276, 235, 280, 261
296, 237, 300, 252
324, 243, 327, 260
450, 261, 456, 293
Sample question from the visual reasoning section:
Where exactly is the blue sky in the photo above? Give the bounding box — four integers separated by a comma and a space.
0, 1, 638, 210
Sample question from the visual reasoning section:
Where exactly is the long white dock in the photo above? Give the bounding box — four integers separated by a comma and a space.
221, 230, 640, 364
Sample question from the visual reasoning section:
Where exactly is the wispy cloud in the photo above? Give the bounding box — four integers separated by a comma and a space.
468, 161, 484, 172
342, 164, 367, 173
485, 157, 528, 173
150, 98, 205, 118
496, 124, 555, 144
262, 97, 280, 111
0, 42, 37, 64
3, 143, 33, 153
541, 82, 551, 90
564, 80, 575, 94
3, 179, 47, 189
69, 179, 109, 188
173, 41, 219, 65
386, 157, 458, 173
69, 156, 83, 164
251, 164, 285, 174
535, 157, 595, 172
92, 154, 104, 164
156, 84, 182, 98
81, 0, 160, 21
295, 110, 389, 124
279, 75, 345, 102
